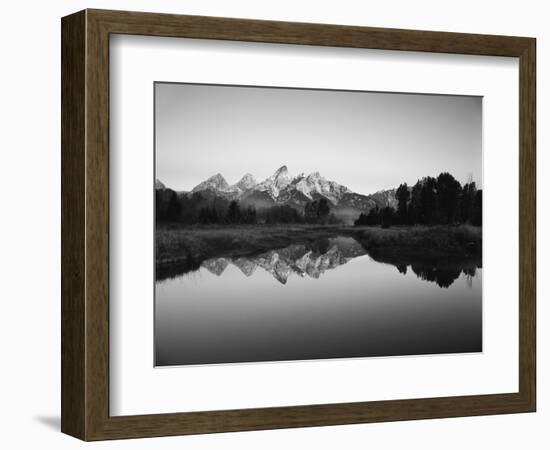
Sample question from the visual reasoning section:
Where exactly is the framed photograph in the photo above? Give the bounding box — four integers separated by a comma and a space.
61, 9, 536, 440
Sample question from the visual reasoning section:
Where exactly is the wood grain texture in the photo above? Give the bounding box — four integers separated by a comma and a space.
84, 10, 111, 440
61, 10, 86, 439
88, 8, 532, 56
61, 9, 537, 441
518, 39, 536, 410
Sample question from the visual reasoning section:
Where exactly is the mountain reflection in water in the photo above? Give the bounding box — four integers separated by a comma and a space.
202, 237, 364, 284
157, 236, 481, 289
155, 234, 482, 366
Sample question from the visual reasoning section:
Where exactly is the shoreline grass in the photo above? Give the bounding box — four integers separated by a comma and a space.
155, 223, 482, 267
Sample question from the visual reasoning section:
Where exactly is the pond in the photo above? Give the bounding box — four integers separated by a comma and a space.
155, 236, 482, 366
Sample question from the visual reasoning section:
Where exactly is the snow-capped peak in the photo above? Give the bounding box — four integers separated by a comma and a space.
188, 166, 359, 206
155, 179, 166, 190
293, 171, 351, 203
274, 165, 289, 177
256, 165, 294, 198
191, 173, 230, 192
272, 166, 292, 187
232, 173, 257, 191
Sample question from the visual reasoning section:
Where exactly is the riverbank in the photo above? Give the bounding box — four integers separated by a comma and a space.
156, 224, 482, 268
353, 224, 481, 263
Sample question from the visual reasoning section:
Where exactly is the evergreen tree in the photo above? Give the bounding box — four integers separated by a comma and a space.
472, 190, 482, 226
304, 198, 331, 224
242, 205, 257, 224
395, 182, 410, 224
156, 188, 181, 222
419, 176, 437, 224
458, 182, 477, 224
317, 198, 330, 222
264, 205, 302, 224
436, 172, 461, 224
354, 205, 381, 226
380, 206, 394, 228
408, 181, 423, 224
226, 200, 241, 224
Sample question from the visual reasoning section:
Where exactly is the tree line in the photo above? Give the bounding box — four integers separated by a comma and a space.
157, 171, 481, 227
354, 172, 482, 228
156, 190, 339, 225
155, 190, 256, 225
261, 198, 340, 224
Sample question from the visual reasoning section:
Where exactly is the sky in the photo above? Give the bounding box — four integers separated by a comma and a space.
155, 82, 482, 195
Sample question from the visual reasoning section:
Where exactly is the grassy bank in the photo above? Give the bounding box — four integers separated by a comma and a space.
156, 224, 347, 265
353, 224, 481, 262
156, 224, 482, 267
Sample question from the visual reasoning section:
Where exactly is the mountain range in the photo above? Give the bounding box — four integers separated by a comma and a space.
157, 165, 397, 222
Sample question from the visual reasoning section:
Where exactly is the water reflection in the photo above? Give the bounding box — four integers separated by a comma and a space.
200, 237, 364, 284
155, 236, 482, 366
155, 235, 482, 366
157, 236, 481, 289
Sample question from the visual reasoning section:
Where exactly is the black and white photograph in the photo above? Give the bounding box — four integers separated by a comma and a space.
2, 0, 541, 445
154, 82, 483, 367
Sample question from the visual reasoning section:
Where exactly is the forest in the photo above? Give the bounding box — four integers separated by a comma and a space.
156, 172, 482, 228
354, 172, 482, 227
156, 190, 340, 225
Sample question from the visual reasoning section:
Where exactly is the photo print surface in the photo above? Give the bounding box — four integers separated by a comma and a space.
154, 82, 483, 367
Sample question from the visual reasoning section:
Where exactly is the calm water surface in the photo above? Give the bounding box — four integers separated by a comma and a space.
155, 237, 482, 366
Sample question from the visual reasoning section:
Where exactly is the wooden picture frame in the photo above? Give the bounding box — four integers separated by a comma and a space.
61, 9, 536, 440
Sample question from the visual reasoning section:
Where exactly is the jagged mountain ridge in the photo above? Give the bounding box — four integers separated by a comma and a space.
158, 166, 397, 218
